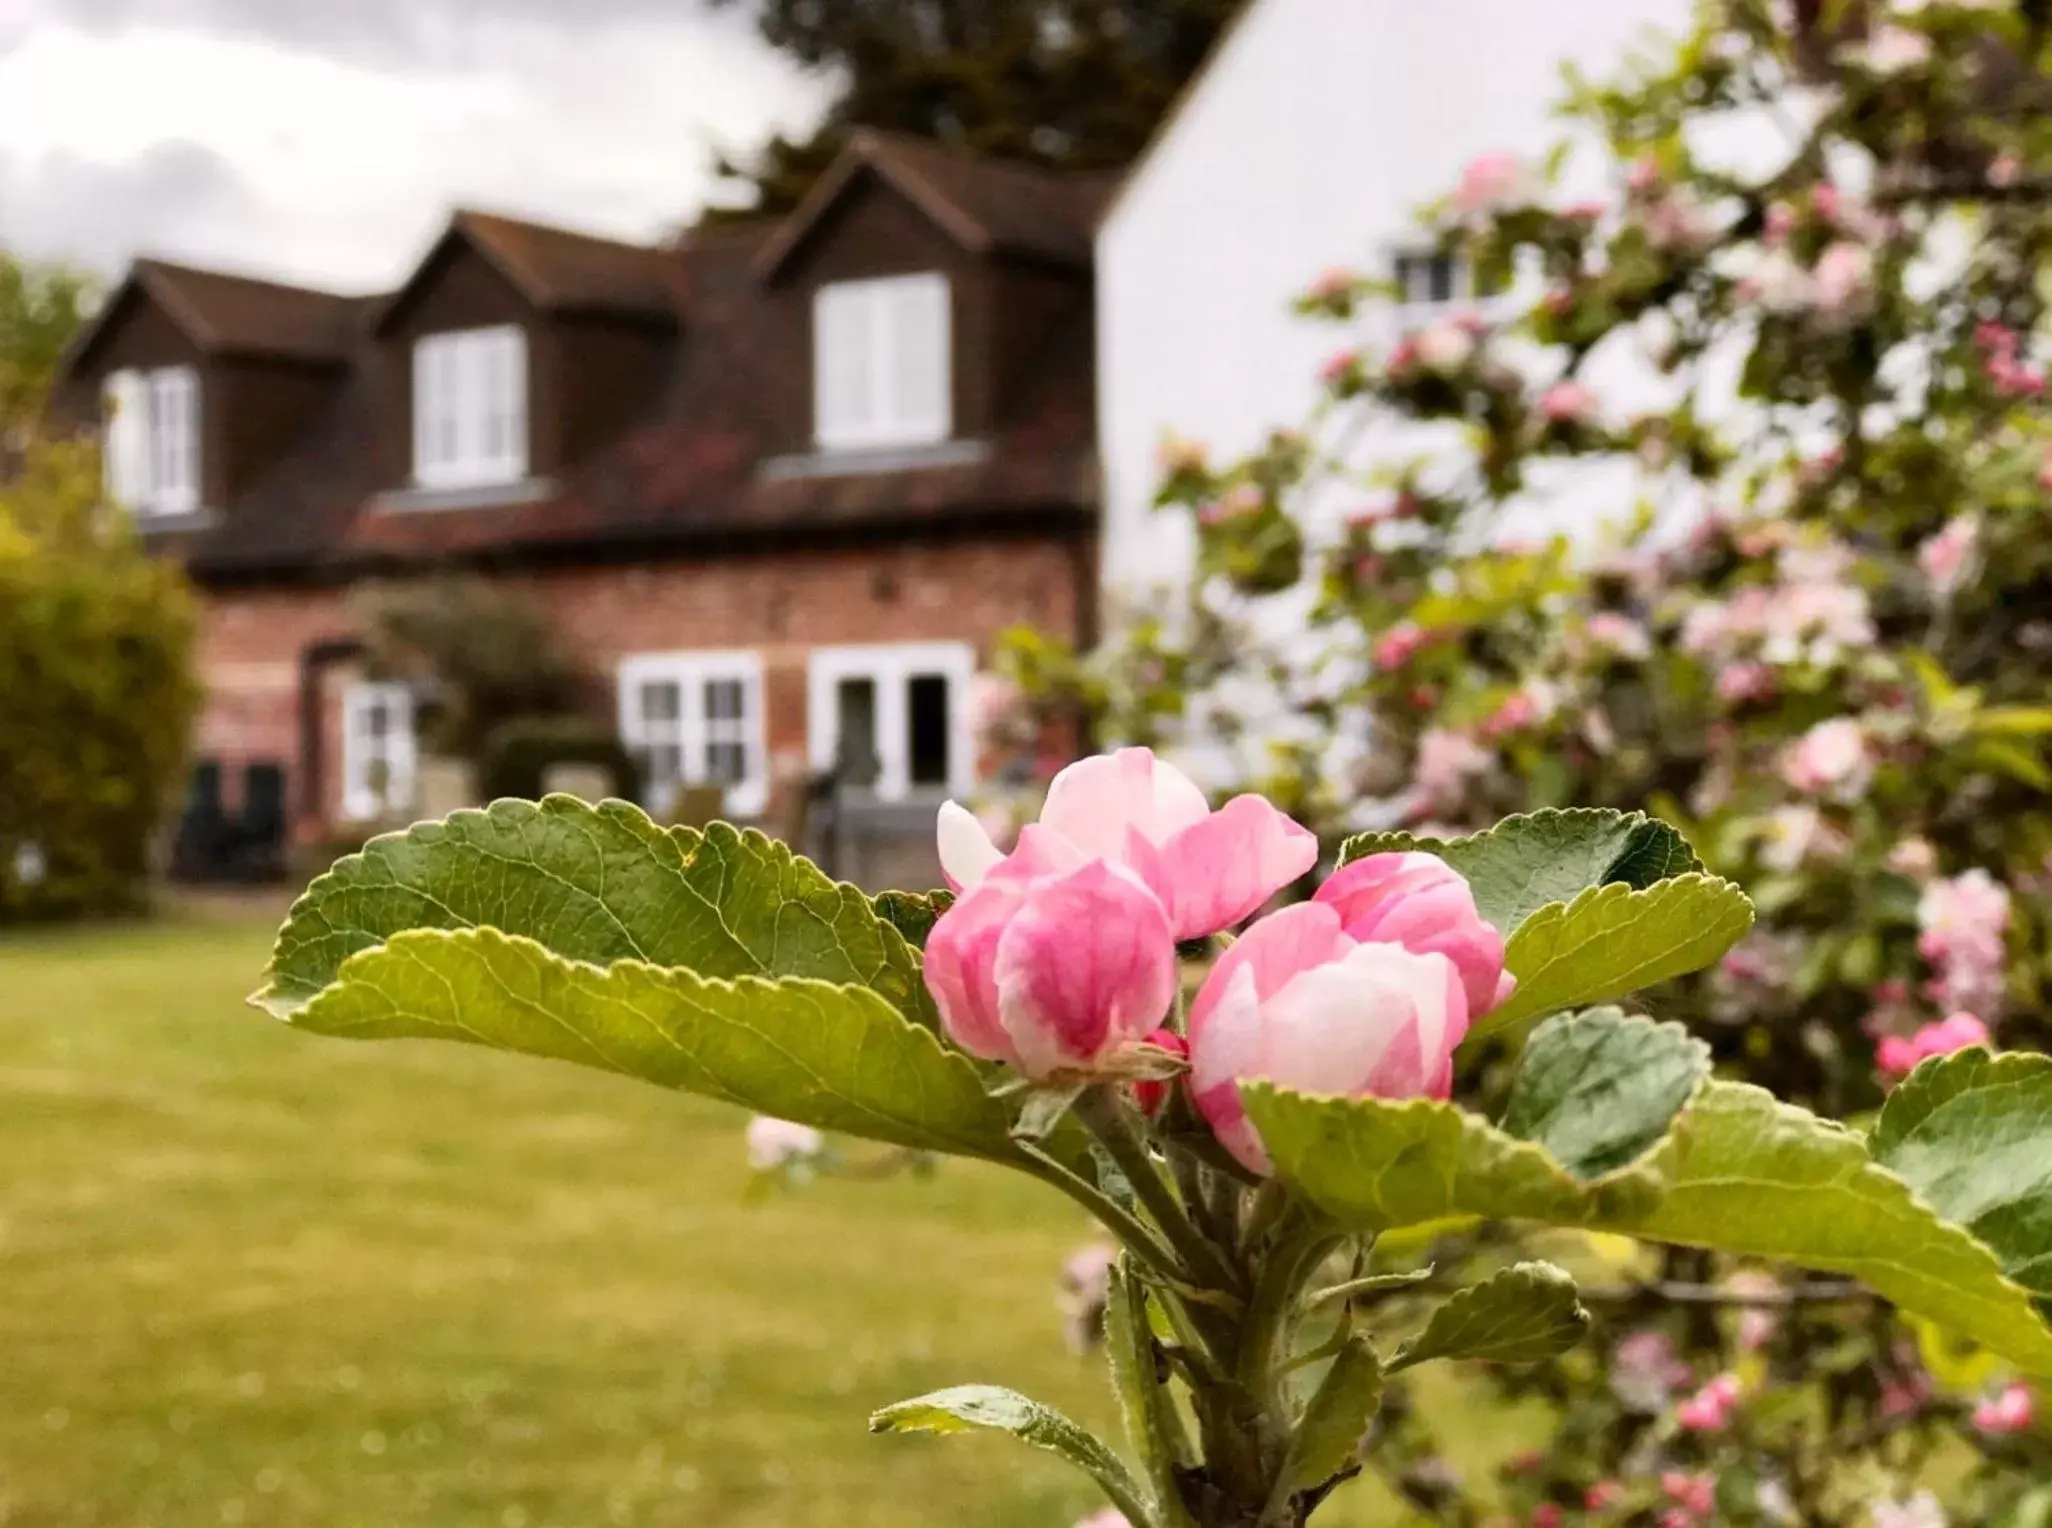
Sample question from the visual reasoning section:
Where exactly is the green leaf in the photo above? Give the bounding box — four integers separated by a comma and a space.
870, 1385, 1157, 1528
1971, 706, 2052, 737
255, 797, 937, 1030
1388, 1262, 1589, 1370
1338, 808, 1703, 934
1282, 1336, 1382, 1496
281, 926, 1028, 1165
1243, 1082, 2052, 1373
1481, 874, 1754, 1037
1500, 1008, 1710, 1179
1105, 1260, 1193, 1526
1239, 1084, 1664, 1234
1631, 1082, 2052, 1372
1870, 1048, 2052, 1298
873, 888, 955, 950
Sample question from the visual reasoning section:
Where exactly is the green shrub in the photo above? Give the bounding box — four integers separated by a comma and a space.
0, 433, 200, 921
477, 715, 639, 807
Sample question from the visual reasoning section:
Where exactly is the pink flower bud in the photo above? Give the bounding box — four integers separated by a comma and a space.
1314, 852, 1513, 1019
746, 1115, 824, 1171
937, 747, 1317, 945
1539, 380, 1599, 424
925, 832, 1177, 1080
1320, 348, 1363, 389
1715, 662, 1776, 705
1675, 1374, 1740, 1432
1373, 621, 1432, 671
1531, 1506, 1564, 1528
1454, 151, 1531, 215
1586, 1481, 1624, 1511
1876, 1012, 1992, 1078
1132, 1027, 1187, 1118
1660, 1471, 1715, 1517
1973, 1380, 2034, 1436
1187, 901, 1470, 1173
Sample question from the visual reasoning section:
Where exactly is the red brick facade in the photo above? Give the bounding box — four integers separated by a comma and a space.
195, 532, 1092, 838
56, 132, 1110, 870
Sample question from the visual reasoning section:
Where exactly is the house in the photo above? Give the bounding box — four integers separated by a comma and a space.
54, 131, 1111, 882
1095, 0, 1693, 610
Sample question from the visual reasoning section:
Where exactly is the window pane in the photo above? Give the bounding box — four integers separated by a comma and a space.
640, 680, 680, 725
816, 286, 874, 446
1428, 255, 1456, 303
704, 678, 743, 723
907, 674, 950, 787
706, 741, 746, 785
834, 677, 879, 787
649, 744, 682, 787
889, 277, 950, 443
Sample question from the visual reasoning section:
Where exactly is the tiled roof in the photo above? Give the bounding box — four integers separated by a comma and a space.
754, 129, 1119, 278
452, 211, 687, 319
87, 136, 1103, 582
82, 260, 366, 366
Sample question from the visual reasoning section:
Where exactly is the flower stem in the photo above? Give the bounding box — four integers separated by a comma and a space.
1075, 1086, 1248, 1297
1013, 1140, 1189, 1287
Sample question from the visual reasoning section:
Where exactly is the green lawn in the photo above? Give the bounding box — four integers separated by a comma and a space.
0, 911, 1512, 1528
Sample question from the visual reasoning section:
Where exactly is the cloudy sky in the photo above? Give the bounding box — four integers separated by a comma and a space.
0, 0, 831, 292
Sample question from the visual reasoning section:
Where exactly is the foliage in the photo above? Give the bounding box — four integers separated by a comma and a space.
476, 715, 640, 806
0, 254, 198, 921
259, 788, 2052, 1526
354, 576, 588, 765
982, 0, 2052, 1515
703, 0, 1245, 218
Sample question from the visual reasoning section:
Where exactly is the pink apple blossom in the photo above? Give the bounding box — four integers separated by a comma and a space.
1415, 320, 1478, 373
1373, 621, 1433, 671
1675, 1374, 1742, 1432
1453, 151, 1531, 216
1539, 379, 1599, 424
1887, 837, 1938, 879
1917, 514, 1978, 596
1187, 901, 1470, 1173
1414, 728, 1492, 815
1877, 1012, 1991, 1078
1813, 241, 1875, 315
1587, 611, 1652, 659
1716, 662, 1776, 704
1782, 717, 1872, 798
1972, 1380, 2034, 1436
1585, 1482, 1624, 1511
746, 1115, 825, 1171
938, 748, 1317, 946
1314, 852, 1513, 1018
1131, 1027, 1187, 1118
1917, 868, 2011, 1018
925, 834, 1177, 1080
1612, 1330, 1693, 1412
1626, 157, 1663, 194
1661, 1471, 1716, 1518
1320, 348, 1363, 389
1872, 1493, 1947, 1528
1853, 24, 1932, 75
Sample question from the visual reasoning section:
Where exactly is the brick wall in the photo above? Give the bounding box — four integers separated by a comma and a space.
189, 531, 1089, 843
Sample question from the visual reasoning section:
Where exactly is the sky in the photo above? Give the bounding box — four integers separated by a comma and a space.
0, 0, 832, 292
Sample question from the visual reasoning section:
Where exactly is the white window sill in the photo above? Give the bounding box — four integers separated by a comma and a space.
760, 438, 989, 482
128, 504, 216, 533
374, 477, 553, 514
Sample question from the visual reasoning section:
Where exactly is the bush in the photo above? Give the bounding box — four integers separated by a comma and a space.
0, 432, 199, 921
478, 715, 639, 807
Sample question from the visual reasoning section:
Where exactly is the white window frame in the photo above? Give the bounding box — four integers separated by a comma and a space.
812, 273, 952, 452
104, 365, 200, 517
616, 650, 769, 819
806, 641, 975, 802
412, 325, 528, 490
340, 681, 417, 822
1390, 246, 1532, 331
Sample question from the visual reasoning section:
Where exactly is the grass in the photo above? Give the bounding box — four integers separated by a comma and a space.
0, 910, 1527, 1528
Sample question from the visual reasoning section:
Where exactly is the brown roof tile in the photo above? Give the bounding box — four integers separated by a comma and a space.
452, 210, 686, 319
125, 259, 365, 363
755, 129, 1118, 278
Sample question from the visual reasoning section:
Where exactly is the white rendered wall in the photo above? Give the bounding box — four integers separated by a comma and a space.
1097, 0, 1695, 608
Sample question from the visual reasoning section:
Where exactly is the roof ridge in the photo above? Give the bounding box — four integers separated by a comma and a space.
134, 255, 362, 301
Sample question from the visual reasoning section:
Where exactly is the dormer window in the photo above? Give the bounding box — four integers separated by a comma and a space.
412, 325, 527, 489
813, 273, 950, 451
1393, 249, 1508, 321
104, 366, 200, 517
